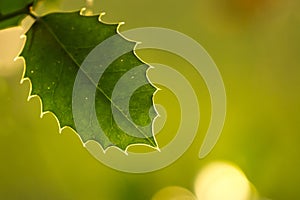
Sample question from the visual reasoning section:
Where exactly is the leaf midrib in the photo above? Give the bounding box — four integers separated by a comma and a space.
38, 17, 156, 147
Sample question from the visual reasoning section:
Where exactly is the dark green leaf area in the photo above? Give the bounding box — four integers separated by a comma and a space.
22, 11, 157, 150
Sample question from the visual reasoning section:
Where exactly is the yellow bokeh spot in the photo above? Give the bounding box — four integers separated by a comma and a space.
152, 186, 197, 200
194, 161, 253, 200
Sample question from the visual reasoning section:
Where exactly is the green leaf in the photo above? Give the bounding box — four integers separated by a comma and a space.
0, 0, 33, 15
21, 11, 158, 150
0, 0, 34, 29
0, 14, 27, 29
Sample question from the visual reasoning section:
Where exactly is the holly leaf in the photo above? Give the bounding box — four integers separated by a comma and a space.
21, 11, 158, 151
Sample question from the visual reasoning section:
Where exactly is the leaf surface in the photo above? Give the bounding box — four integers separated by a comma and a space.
0, 0, 33, 29
21, 11, 157, 150
0, 0, 33, 15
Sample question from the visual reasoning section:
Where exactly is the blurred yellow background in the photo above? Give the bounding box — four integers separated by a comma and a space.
0, 0, 300, 199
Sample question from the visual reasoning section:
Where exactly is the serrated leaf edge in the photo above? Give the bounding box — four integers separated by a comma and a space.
18, 10, 160, 154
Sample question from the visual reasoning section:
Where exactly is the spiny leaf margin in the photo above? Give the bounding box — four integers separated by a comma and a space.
19, 10, 159, 153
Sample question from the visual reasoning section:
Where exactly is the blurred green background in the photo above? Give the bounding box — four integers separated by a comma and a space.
0, 0, 300, 199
